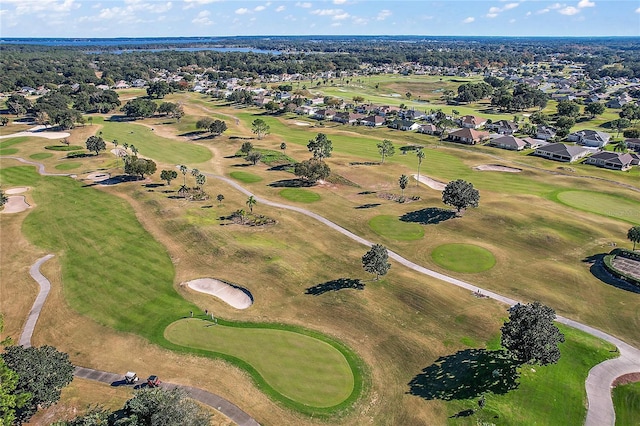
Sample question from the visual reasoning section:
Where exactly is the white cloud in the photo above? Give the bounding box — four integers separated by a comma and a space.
549, 3, 563, 9
92, 3, 101, 8
4, 0, 80, 15
183, 0, 220, 5
352, 16, 368, 25
509, 18, 516, 23
463, 16, 475, 23
192, 9, 212, 24
503, 3, 519, 10
333, 0, 347, 3
559, 6, 579, 15
487, 13, 498, 18
235, 7, 249, 14
488, 6, 500, 13
296, 2, 312, 8
254, 5, 265, 11
536, 8, 549, 14
334, 12, 349, 20
577, 0, 595, 8
636, 6, 640, 13
331, 22, 341, 27
311, 8, 342, 16
377, 9, 392, 20
276, 5, 285, 12
486, 2, 518, 18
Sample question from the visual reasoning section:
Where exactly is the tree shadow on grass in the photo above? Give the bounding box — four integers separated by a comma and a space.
269, 178, 313, 188
407, 349, 520, 401
305, 278, 364, 295
400, 207, 456, 225
355, 203, 381, 209
582, 254, 640, 294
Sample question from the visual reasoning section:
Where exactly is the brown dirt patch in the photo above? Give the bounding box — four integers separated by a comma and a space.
613, 372, 640, 387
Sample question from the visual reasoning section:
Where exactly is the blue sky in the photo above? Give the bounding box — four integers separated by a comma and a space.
1, 0, 639, 38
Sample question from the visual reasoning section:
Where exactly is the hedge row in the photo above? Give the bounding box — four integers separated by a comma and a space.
603, 249, 640, 287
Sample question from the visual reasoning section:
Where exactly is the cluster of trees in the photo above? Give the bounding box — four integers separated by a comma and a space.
121, 98, 157, 119
157, 102, 184, 121
240, 141, 263, 165
124, 155, 157, 179
293, 133, 333, 183
490, 83, 548, 112
196, 117, 227, 135
442, 179, 480, 214
456, 82, 493, 103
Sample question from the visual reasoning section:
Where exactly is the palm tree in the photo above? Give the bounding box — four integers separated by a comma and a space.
416, 149, 425, 187
131, 145, 138, 156
246, 195, 257, 213
280, 142, 287, 154
613, 140, 628, 153
179, 165, 188, 186
191, 168, 200, 186
399, 174, 409, 197
113, 139, 119, 149
122, 142, 129, 152
216, 194, 224, 205
195, 173, 206, 189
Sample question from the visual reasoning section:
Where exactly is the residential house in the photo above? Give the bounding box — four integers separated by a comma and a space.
308, 97, 325, 106
522, 137, 548, 149
584, 151, 638, 171
447, 128, 490, 145
360, 115, 385, 127
114, 80, 130, 89
312, 109, 336, 120
567, 129, 611, 148
533, 143, 591, 163
295, 105, 317, 116
489, 135, 529, 151
333, 112, 364, 124
417, 123, 440, 135
389, 119, 420, 131
402, 109, 427, 120
625, 138, 640, 152
485, 120, 518, 135
536, 126, 557, 141
459, 115, 488, 129
606, 98, 628, 109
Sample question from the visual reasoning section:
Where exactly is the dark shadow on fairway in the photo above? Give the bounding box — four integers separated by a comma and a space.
144, 183, 164, 188
355, 203, 381, 209
305, 278, 364, 295
66, 153, 93, 159
268, 164, 293, 171
97, 175, 140, 186
110, 379, 129, 387
179, 130, 207, 138
407, 349, 520, 401
201, 205, 213, 209
358, 191, 377, 195
582, 254, 640, 294
449, 409, 476, 418
229, 136, 254, 141
400, 207, 456, 225
269, 179, 313, 188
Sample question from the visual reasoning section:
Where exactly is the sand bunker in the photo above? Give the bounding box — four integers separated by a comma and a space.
474, 164, 522, 173
5, 187, 29, 194
294, 121, 311, 126
413, 174, 446, 191
1, 196, 31, 213
0, 125, 71, 140
111, 148, 127, 157
186, 278, 253, 309
86, 172, 110, 182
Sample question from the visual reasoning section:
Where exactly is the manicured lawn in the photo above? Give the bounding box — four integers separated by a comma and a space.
612, 381, 640, 426
45, 145, 84, 151
93, 117, 212, 165
368, 215, 424, 241
0, 137, 27, 155
29, 153, 53, 160
279, 188, 321, 203
229, 171, 263, 183
554, 190, 640, 225
431, 244, 496, 273
445, 325, 617, 426
165, 318, 354, 408
54, 162, 82, 170
0, 148, 18, 155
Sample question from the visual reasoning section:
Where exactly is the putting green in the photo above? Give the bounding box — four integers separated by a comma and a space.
431, 243, 496, 273
0, 148, 18, 155
55, 162, 82, 170
279, 188, 320, 203
44, 145, 83, 151
165, 318, 355, 408
555, 190, 640, 225
230, 171, 262, 183
29, 153, 53, 160
369, 215, 424, 241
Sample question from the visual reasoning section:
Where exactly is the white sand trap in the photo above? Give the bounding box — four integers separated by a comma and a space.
111, 148, 127, 157
1, 196, 31, 213
413, 174, 446, 191
294, 121, 311, 126
186, 278, 253, 309
86, 172, 110, 182
474, 164, 521, 173
5, 186, 29, 194
0, 125, 70, 140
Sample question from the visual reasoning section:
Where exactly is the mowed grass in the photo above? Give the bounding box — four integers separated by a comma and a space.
93, 117, 212, 165
166, 318, 354, 408
369, 215, 424, 241
431, 244, 496, 273
555, 190, 640, 225
279, 188, 321, 203
612, 381, 640, 426
45, 145, 83, 151
446, 325, 617, 426
229, 171, 262, 183
0, 136, 26, 155
29, 152, 53, 160
54, 162, 82, 170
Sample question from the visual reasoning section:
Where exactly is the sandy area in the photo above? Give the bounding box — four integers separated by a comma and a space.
0, 125, 70, 140
5, 186, 29, 194
186, 278, 253, 310
1, 196, 31, 213
474, 164, 522, 173
294, 121, 311, 126
413, 174, 446, 191
86, 172, 110, 182
111, 148, 127, 157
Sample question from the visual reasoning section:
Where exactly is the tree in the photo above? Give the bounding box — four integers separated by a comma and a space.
416, 149, 425, 187
0, 190, 7, 208
85, 135, 106, 155
251, 118, 270, 139
240, 141, 254, 155
54, 407, 110, 426
246, 151, 262, 165
216, 194, 224, 205
398, 174, 408, 197
628, 226, 640, 250
1, 345, 74, 422
146, 81, 172, 99
246, 195, 257, 213
124, 157, 157, 179
280, 142, 287, 153
556, 100, 580, 118
190, 168, 200, 180
500, 302, 565, 366
179, 165, 188, 186
613, 140, 628, 153
131, 145, 138, 156
209, 119, 227, 136
121, 98, 157, 119
0, 354, 29, 425
623, 128, 640, 139
0, 117, 8, 126
118, 388, 210, 426
307, 133, 333, 159
160, 170, 178, 185
195, 173, 206, 189
442, 179, 480, 214
611, 118, 631, 138
362, 244, 391, 280
196, 117, 214, 132
294, 158, 330, 183
584, 102, 605, 119
377, 139, 395, 163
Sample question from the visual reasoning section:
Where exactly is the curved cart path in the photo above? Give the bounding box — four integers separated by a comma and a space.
211, 174, 640, 426
20, 254, 260, 426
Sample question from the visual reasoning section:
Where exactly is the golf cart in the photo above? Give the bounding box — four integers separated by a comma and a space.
147, 375, 161, 388
124, 372, 139, 384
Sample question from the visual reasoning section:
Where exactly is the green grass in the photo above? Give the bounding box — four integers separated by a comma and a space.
431, 243, 496, 273
29, 153, 53, 160
368, 215, 424, 241
445, 325, 617, 426
93, 117, 212, 165
554, 190, 640, 225
0, 148, 18, 155
54, 162, 82, 170
165, 318, 354, 408
229, 171, 263, 183
612, 381, 640, 426
0, 137, 27, 155
44, 145, 84, 151
0, 165, 363, 417
279, 188, 321, 203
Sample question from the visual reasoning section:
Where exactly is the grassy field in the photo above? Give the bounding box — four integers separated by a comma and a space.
554, 190, 640, 225
229, 170, 263, 183
279, 188, 321, 203
29, 152, 53, 160
431, 243, 496, 273
54, 162, 82, 170
368, 214, 425, 241
612, 381, 640, 426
